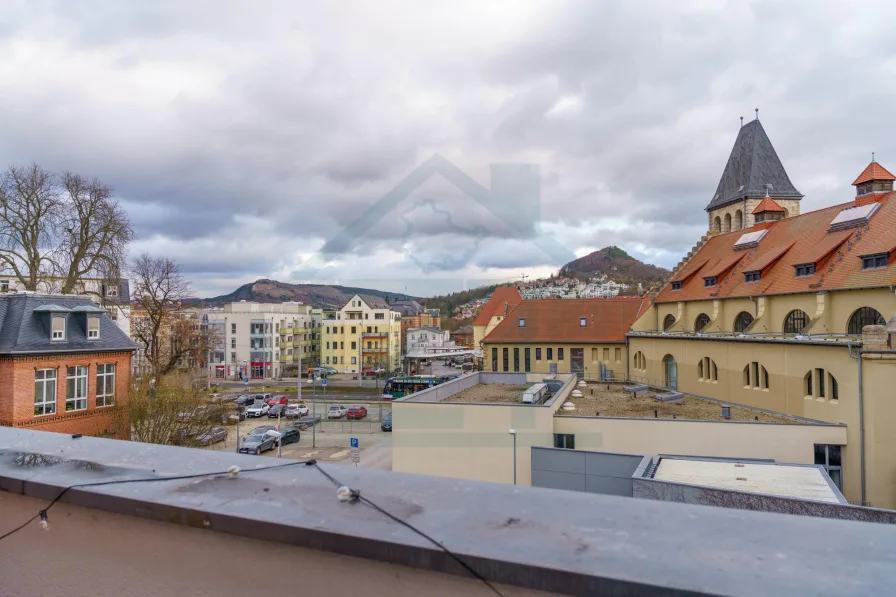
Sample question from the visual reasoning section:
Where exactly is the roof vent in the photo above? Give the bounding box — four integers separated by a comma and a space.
829, 202, 881, 231
733, 229, 768, 250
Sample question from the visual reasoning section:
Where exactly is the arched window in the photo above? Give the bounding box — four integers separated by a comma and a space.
663, 354, 678, 390
805, 368, 839, 401
723, 213, 731, 233
712, 216, 721, 232
783, 309, 809, 334
734, 209, 743, 230
744, 361, 769, 389
733, 311, 754, 333
663, 314, 676, 331
695, 313, 710, 332
698, 357, 718, 382
633, 351, 646, 371
847, 307, 885, 335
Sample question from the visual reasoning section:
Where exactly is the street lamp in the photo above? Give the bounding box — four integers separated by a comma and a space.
508, 428, 517, 485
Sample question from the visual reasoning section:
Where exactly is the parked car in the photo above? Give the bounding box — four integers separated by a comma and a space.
279, 427, 300, 445
197, 426, 228, 446
346, 406, 368, 420
229, 408, 247, 422
248, 425, 277, 436
234, 395, 255, 407
315, 366, 338, 376
327, 405, 347, 419
362, 368, 376, 377
246, 402, 270, 417
268, 395, 289, 406
267, 404, 287, 418
239, 432, 278, 455
284, 404, 310, 419
381, 412, 392, 432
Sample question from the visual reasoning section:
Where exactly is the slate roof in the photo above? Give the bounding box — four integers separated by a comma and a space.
472, 287, 523, 326
706, 120, 803, 211
339, 294, 391, 310
853, 161, 896, 185
0, 294, 141, 355
390, 300, 425, 317
656, 187, 896, 303
482, 297, 648, 344
453, 325, 474, 335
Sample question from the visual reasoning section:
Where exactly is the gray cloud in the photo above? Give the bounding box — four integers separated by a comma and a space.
1, 0, 894, 296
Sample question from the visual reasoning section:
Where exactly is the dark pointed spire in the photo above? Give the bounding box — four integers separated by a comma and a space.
705, 120, 803, 212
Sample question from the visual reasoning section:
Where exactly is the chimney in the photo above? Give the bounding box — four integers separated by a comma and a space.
503, 299, 508, 316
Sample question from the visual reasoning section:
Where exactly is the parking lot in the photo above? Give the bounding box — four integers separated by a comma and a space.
205, 403, 393, 470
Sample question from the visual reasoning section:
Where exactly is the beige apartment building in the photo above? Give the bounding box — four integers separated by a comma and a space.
321, 294, 402, 373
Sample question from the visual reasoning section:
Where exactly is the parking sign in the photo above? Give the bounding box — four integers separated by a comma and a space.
350, 437, 359, 449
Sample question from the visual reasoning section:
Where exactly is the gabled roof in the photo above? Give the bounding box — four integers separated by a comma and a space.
753, 196, 786, 214
453, 325, 474, 335
482, 297, 647, 344
853, 161, 896, 185
340, 294, 390, 310
390, 300, 425, 316
706, 120, 803, 211
472, 287, 523, 326
656, 192, 896, 303
0, 294, 141, 355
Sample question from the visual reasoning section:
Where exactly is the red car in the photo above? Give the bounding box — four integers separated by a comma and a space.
346, 406, 368, 420
267, 395, 289, 406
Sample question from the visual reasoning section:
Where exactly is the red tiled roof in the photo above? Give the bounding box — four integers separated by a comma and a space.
654, 192, 896, 303
853, 161, 896, 185
472, 286, 523, 325
744, 243, 794, 273
704, 253, 746, 278
672, 258, 710, 283
752, 197, 785, 214
481, 297, 646, 344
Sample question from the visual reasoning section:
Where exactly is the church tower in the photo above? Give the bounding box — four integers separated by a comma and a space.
706, 114, 803, 233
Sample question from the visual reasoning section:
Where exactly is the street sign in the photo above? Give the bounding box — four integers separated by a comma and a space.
350, 437, 360, 465
321, 379, 327, 386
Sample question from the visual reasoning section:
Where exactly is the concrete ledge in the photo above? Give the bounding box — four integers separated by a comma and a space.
2, 428, 896, 596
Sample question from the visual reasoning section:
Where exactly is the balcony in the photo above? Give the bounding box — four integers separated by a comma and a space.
362, 347, 388, 354
362, 332, 389, 339
0, 427, 892, 597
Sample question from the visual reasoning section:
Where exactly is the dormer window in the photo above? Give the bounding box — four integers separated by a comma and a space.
703, 276, 717, 288
51, 315, 66, 340
518, 318, 525, 327
794, 263, 816, 277
671, 281, 683, 291
579, 317, 586, 327
861, 253, 889, 270
87, 316, 100, 339
745, 271, 761, 283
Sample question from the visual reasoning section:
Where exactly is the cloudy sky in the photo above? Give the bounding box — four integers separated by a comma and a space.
2, 0, 895, 297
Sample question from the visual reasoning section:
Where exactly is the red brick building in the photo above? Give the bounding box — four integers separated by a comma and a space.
0, 294, 139, 436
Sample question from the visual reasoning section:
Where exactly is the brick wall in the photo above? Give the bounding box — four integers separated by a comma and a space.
0, 351, 132, 437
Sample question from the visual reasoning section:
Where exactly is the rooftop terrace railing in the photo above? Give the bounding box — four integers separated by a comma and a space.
1, 428, 894, 596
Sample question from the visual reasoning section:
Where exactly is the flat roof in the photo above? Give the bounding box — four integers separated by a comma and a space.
556, 384, 799, 423
654, 458, 842, 504
442, 384, 531, 404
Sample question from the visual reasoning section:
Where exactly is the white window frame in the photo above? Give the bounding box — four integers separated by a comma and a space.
52, 315, 66, 340
0, 279, 9, 292
66, 365, 88, 411
34, 369, 57, 416
87, 316, 100, 339
96, 363, 115, 407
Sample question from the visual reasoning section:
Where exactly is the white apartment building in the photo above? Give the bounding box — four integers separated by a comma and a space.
206, 301, 313, 380
0, 275, 131, 337
406, 327, 452, 353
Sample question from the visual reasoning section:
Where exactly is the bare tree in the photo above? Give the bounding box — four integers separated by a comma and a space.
0, 164, 59, 289
57, 172, 133, 294
0, 164, 132, 292
112, 374, 229, 447
131, 254, 219, 377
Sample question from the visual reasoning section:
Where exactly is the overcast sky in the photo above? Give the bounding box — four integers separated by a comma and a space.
2, 0, 895, 298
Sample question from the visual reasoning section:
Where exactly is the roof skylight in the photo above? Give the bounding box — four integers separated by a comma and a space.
733, 229, 768, 250
830, 203, 881, 231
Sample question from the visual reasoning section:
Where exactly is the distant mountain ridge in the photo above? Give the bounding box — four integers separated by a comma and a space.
186, 279, 416, 310
560, 246, 669, 285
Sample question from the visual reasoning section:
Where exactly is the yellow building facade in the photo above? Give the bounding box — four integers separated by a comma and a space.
321, 294, 402, 373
